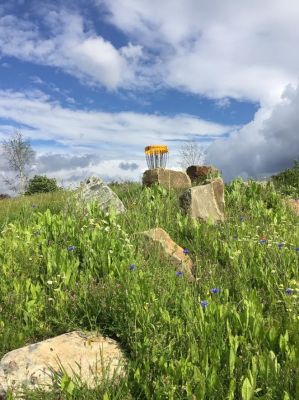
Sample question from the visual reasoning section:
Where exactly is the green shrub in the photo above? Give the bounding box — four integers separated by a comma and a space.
25, 175, 60, 195
271, 160, 299, 196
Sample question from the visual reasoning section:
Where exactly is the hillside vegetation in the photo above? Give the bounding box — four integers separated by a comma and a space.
0, 169, 298, 399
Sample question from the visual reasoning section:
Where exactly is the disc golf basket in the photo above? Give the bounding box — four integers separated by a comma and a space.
145, 145, 169, 169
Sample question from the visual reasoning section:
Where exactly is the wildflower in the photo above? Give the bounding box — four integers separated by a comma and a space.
176, 271, 183, 277
129, 264, 137, 271
240, 216, 245, 222
259, 239, 267, 244
183, 248, 190, 255
47, 280, 53, 285
285, 288, 293, 295
200, 300, 208, 309
278, 243, 284, 249
67, 245, 76, 251
210, 288, 220, 294
295, 247, 299, 252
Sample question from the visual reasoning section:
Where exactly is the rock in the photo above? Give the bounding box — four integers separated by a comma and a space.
285, 198, 299, 216
0, 331, 125, 396
141, 227, 194, 280
180, 177, 225, 223
186, 165, 219, 184
142, 168, 191, 190
78, 176, 125, 214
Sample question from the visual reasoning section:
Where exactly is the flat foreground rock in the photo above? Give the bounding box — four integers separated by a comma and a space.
180, 178, 225, 223
141, 227, 194, 280
142, 168, 191, 190
0, 331, 125, 396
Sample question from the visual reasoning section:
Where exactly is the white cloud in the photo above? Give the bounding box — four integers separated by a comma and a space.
0, 89, 233, 190
0, 11, 143, 90
101, 0, 299, 105
0, 89, 233, 151
206, 83, 299, 181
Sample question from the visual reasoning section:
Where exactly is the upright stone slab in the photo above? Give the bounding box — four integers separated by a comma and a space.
285, 198, 299, 216
0, 331, 126, 397
78, 176, 126, 214
186, 165, 219, 184
142, 168, 191, 190
180, 177, 225, 223
141, 227, 194, 280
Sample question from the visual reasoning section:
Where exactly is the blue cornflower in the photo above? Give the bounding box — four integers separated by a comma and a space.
183, 248, 190, 255
129, 264, 137, 271
176, 271, 184, 277
210, 288, 220, 294
67, 245, 76, 251
285, 288, 293, 295
240, 216, 245, 222
259, 239, 267, 244
200, 300, 208, 309
295, 247, 299, 252
277, 243, 284, 249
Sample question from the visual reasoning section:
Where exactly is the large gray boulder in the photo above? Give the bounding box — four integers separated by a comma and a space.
78, 176, 125, 214
180, 177, 225, 223
142, 168, 191, 190
0, 331, 125, 397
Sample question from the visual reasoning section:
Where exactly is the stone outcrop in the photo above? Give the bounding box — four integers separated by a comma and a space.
186, 165, 219, 184
142, 168, 191, 190
0, 331, 125, 397
285, 198, 299, 216
141, 227, 194, 280
78, 176, 125, 214
180, 177, 225, 223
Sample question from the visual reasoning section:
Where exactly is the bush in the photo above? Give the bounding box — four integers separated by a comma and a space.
270, 160, 299, 196
0, 194, 11, 200
25, 175, 60, 195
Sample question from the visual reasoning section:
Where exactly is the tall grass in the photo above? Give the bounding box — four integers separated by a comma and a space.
0, 179, 298, 399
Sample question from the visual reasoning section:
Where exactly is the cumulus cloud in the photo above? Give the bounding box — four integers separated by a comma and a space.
206, 83, 299, 181
0, 89, 233, 187
37, 153, 101, 173
0, 10, 143, 89
0, 89, 233, 152
101, 0, 299, 105
119, 161, 139, 171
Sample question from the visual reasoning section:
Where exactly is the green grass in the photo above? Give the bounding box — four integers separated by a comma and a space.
0, 179, 298, 399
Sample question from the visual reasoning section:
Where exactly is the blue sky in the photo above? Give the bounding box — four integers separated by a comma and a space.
0, 0, 299, 189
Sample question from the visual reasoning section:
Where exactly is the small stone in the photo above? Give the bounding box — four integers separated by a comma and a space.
141, 227, 194, 280
186, 165, 219, 184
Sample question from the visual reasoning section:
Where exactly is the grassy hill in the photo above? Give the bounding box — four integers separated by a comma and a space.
0, 171, 298, 399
